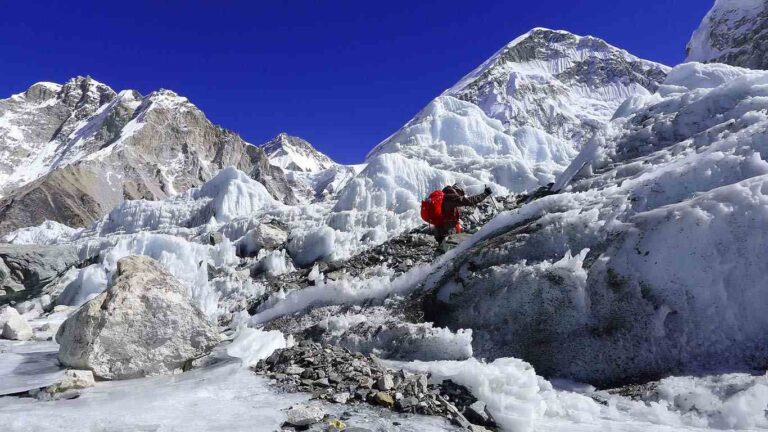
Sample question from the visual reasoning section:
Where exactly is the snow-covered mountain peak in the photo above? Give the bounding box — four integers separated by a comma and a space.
341, 28, 671, 243
436, 28, 669, 147
260, 132, 336, 172
686, 0, 768, 69
448, 28, 668, 97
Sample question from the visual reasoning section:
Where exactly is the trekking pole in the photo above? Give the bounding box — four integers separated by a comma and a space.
486, 184, 502, 214
491, 196, 502, 213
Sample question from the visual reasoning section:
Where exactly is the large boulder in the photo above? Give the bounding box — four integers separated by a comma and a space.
56, 255, 220, 379
0, 244, 84, 305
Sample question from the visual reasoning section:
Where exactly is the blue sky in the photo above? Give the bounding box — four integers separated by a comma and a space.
1, 0, 713, 164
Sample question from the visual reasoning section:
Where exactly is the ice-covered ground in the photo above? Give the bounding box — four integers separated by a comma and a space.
0, 334, 461, 432
2, 332, 764, 432
394, 358, 768, 431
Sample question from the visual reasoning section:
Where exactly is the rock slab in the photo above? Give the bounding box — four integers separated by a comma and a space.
0, 244, 82, 305
56, 255, 219, 379
1, 308, 32, 340
284, 404, 325, 426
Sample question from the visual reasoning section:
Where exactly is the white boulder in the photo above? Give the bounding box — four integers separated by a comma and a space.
56, 255, 220, 380
1, 307, 33, 340
284, 404, 325, 426
0, 305, 16, 328
238, 223, 288, 256
36, 369, 95, 400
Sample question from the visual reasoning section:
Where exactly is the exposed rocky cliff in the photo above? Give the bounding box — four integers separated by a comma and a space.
687, 0, 768, 70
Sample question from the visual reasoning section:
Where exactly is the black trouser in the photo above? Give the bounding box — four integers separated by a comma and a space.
433, 223, 458, 244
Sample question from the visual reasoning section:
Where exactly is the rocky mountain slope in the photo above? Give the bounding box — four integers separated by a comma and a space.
0, 77, 296, 235
686, 0, 768, 69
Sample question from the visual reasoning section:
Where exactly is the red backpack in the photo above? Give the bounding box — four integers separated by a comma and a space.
421, 190, 446, 226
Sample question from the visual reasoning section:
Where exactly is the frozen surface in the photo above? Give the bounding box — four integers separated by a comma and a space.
0, 341, 62, 396
0, 361, 306, 432
0, 339, 460, 432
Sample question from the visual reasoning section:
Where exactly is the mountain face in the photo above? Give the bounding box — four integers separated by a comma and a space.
0, 77, 294, 235
0, 77, 120, 196
686, 0, 768, 69
335, 28, 668, 237
445, 28, 669, 145
260, 133, 335, 173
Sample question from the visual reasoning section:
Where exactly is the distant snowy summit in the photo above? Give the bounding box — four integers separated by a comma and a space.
368, 28, 668, 164
445, 28, 668, 141
687, 0, 768, 69
260, 133, 336, 173
258, 133, 364, 202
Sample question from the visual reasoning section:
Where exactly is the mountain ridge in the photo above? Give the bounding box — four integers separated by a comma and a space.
0, 77, 296, 234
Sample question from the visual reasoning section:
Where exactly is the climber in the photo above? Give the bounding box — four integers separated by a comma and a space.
421, 184, 492, 244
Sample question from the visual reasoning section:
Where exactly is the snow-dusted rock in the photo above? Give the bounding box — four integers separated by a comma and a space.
56, 255, 220, 379
261, 133, 336, 173
2, 309, 33, 340
0, 76, 296, 235
284, 404, 325, 426
687, 0, 768, 69
37, 369, 95, 400
248, 146, 300, 205
237, 223, 288, 256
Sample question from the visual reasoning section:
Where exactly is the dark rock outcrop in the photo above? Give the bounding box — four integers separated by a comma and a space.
0, 244, 84, 305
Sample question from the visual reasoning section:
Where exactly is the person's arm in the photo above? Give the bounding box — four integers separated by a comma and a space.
450, 187, 492, 207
